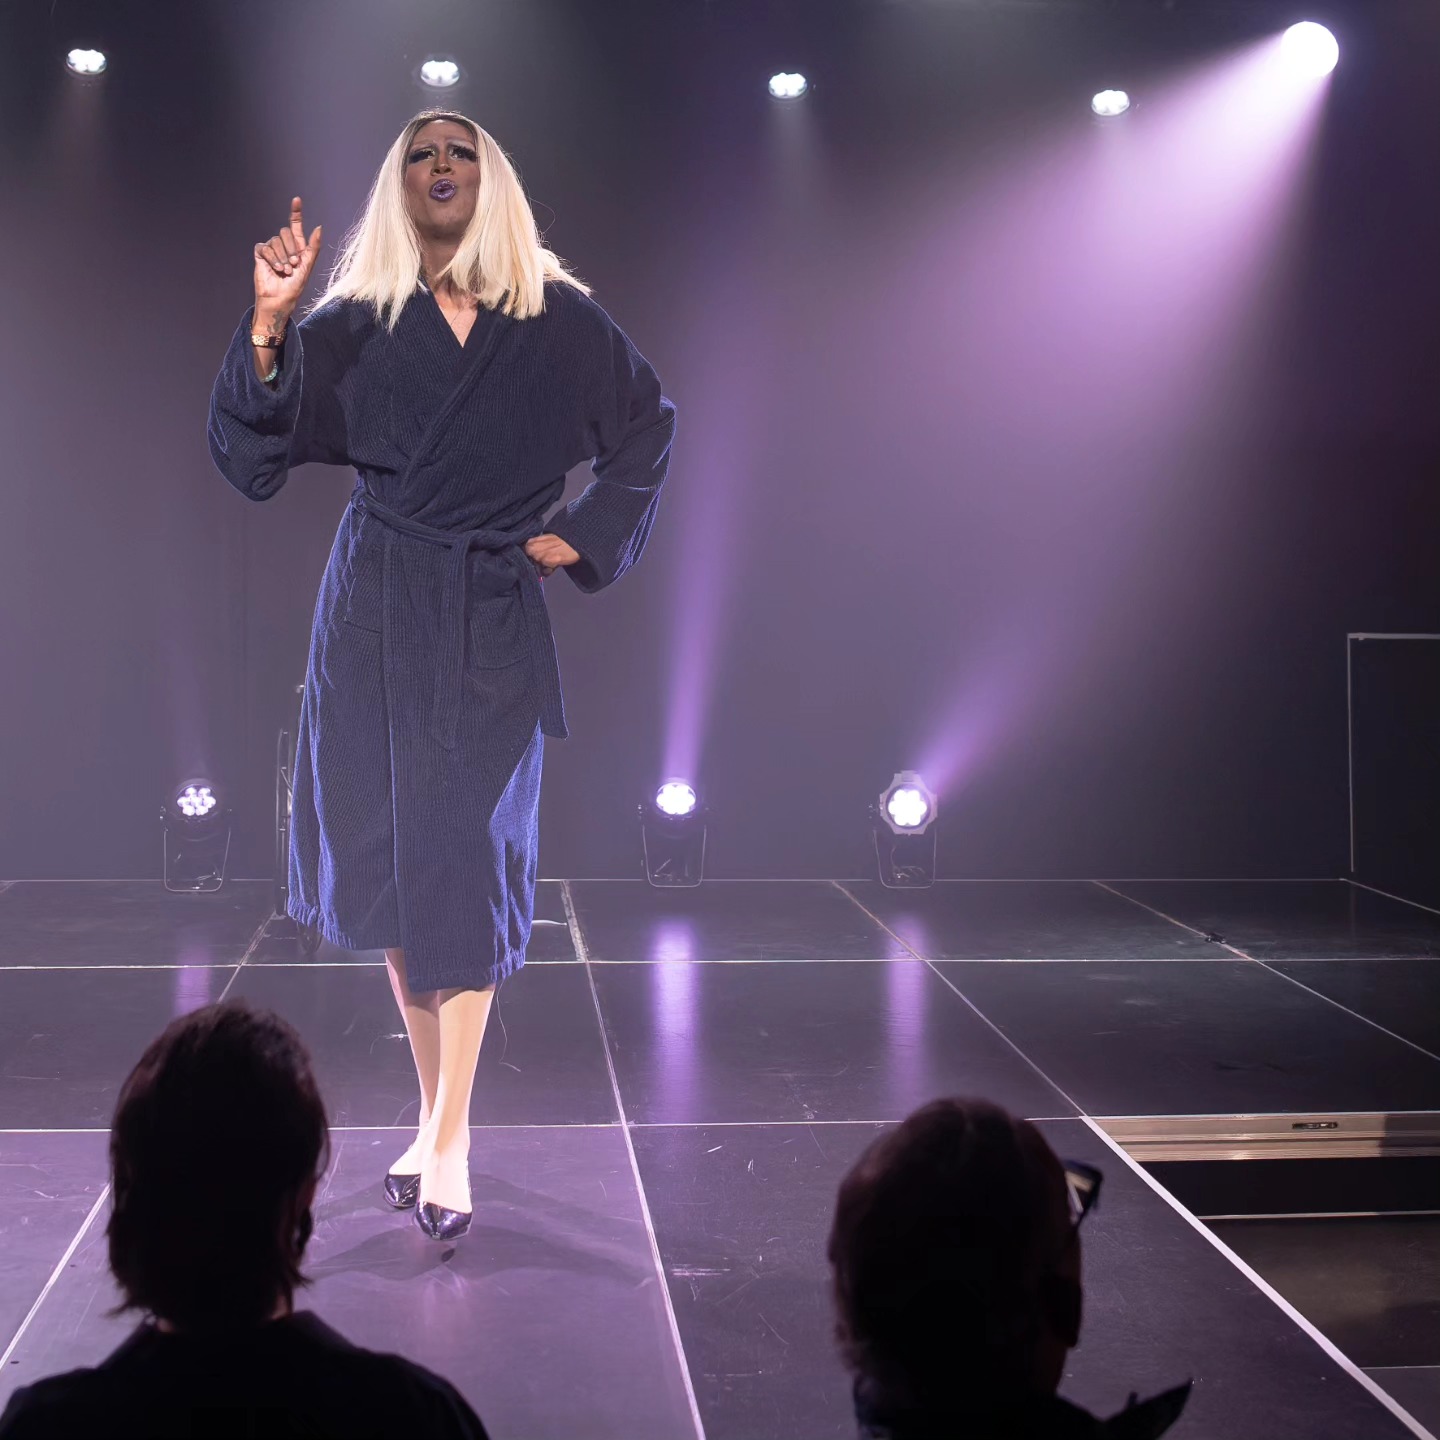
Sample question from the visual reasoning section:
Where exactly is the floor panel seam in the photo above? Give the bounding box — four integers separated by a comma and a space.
1199, 1208, 1440, 1222
1252, 959, 1440, 1067
1089, 881, 1250, 958
562, 880, 707, 1440
1084, 882, 1440, 1056
1344, 877, 1440, 920
828, 882, 1088, 1120
1120, 884, 1440, 1060
217, 913, 275, 1001
1079, 1120, 1438, 1440
0, 1183, 111, 1371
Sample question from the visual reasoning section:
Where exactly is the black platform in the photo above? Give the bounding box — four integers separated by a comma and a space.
2, 877, 1439, 1438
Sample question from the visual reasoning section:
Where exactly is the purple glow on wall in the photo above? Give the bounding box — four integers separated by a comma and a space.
660, 327, 755, 787
660, 112, 815, 787
909, 33, 1333, 802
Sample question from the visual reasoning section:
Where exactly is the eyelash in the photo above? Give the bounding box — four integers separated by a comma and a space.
408, 144, 477, 163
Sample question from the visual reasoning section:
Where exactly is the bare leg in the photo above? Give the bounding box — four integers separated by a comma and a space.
420, 984, 495, 1213
384, 948, 440, 1174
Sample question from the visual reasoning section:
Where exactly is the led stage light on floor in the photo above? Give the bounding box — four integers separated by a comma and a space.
66, 48, 107, 75
640, 781, 706, 888
769, 73, 808, 100
161, 777, 232, 893
420, 57, 461, 88
1092, 90, 1130, 117
176, 783, 218, 820
1281, 22, 1339, 78
881, 772, 936, 834
873, 771, 938, 889
655, 781, 698, 818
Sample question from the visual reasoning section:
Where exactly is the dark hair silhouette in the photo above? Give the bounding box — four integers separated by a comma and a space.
107, 1002, 330, 1331
828, 1097, 1070, 1407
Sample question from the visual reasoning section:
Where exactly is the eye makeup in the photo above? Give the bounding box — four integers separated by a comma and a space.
408, 141, 478, 164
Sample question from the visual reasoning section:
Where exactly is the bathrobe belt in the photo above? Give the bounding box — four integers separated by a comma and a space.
352, 490, 567, 748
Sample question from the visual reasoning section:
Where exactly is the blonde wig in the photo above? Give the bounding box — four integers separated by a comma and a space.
312, 110, 590, 327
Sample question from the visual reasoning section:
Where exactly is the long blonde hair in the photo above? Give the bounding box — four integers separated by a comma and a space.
312, 110, 590, 327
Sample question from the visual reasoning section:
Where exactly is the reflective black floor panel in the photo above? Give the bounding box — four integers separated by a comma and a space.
3, 879, 1435, 1439
841, 881, 1217, 959
0, 967, 237, 1128
0, 1126, 698, 1440
635, 1119, 1418, 1440
935, 960, 1440, 1116
1212, 1216, 1440, 1368
1269, 960, 1440, 1059
593, 960, 1072, 1124
0, 881, 270, 967
568, 881, 908, 962
1107, 881, 1440, 959
0, 1130, 108, 1363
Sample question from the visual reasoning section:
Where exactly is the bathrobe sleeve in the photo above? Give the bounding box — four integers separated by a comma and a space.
546, 318, 676, 594
207, 304, 351, 502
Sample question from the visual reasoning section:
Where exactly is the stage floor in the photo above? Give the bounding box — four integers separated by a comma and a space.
2, 877, 1439, 1438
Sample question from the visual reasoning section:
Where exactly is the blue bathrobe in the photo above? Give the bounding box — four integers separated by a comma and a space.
208, 280, 675, 990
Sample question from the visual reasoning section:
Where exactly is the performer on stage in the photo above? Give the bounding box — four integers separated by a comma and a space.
209, 111, 675, 1241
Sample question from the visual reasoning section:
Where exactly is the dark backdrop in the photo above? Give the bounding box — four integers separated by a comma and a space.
0, 0, 1435, 881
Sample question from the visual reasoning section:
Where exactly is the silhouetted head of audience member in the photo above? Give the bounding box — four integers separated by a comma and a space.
829, 1098, 1090, 1429
107, 1001, 330, 1333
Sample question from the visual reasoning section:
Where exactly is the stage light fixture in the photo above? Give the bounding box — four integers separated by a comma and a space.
161, 777, 233, 893
1091, 89, 1130, 117
655, 781, 698, 818
176, 783, 218, 821
886, 784, 932, 832
872, 771, 938, 889
768, 73, 808, 100
66, 48, 107, 75
640, 781, 706, 887
420, 57, 461, 88
1281, 22, 1339, 78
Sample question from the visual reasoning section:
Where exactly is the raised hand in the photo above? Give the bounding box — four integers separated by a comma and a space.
524, 534, 581, 579
253, 197, 322, 319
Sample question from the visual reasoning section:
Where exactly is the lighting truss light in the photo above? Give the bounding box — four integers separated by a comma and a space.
420, 57, 461, 88
1091, 89, 1130, 117
66, 48, 107, 75
640, 781, 706, 887
768, 72, 808, 100
873, 771, 938, 889
1281, 22, 1339, 78
655, 781, 698, 818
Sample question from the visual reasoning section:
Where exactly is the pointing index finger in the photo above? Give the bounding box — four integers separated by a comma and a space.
289, 196, 305, 248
